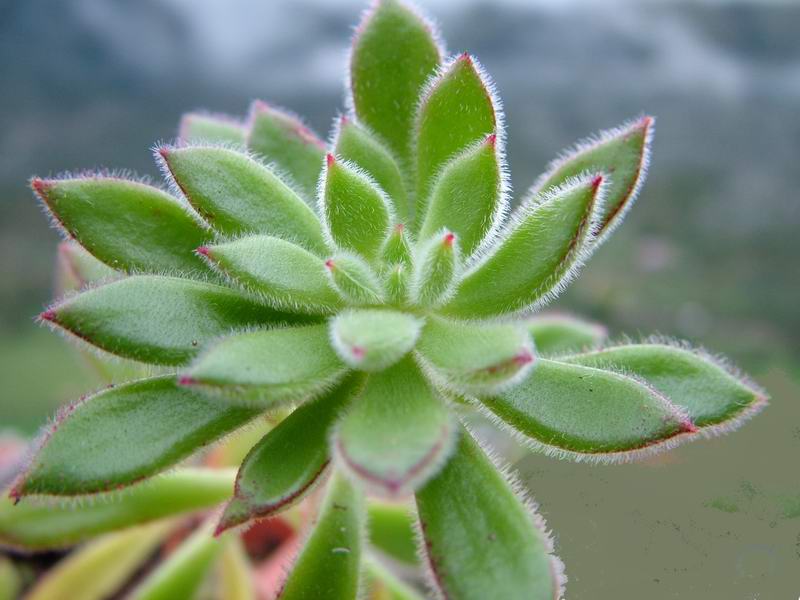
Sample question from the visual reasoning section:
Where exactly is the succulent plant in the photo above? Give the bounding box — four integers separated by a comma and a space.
7, 0, 767, 598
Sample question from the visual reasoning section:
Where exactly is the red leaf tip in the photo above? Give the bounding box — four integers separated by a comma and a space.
591, 174, 604, 190
326, 153, 336, 168
196, 246, 210, 257
31, 177, 51, 196
514, 350, 535, 366
680, 419, 699, 434
485, 133, 497, 147
178, 376, 197, 386
458, 52, 472, 65
325, 259, 336, 271
442, 232, 456, 247
351, 345, 366, 359
157, 146, 171, 160
39, 309, 57, 323
394, 223, 405, 234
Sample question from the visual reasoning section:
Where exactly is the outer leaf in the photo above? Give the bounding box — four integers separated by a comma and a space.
416, 316, 535, 394
418, 133, 503, 257
159, 146, 327, 254
216, 537, 256, 600
325, 252, 385, 306
562, 341, 767, 429
415, 54, 498, 216
13, 377, 259, 497
25, 522, 173, 600
278, 471, 364, 600
0, 469, 234, 550
530, 116, 654, 243
334, 357, 455, 496
200, 236, 342, 315
350, 0, 443, 166
130, 520, 221, 600
32, 177, 209, 273
409, 230, 460, 309
181, 324, 347, 405
178, 112, 246, 146
367, 501, 418, 567
246, 100, 326, 201
443, 174, 605, 318
0, 557, 20, 600
41, 275, 300, 365
320, 154, 393, 261
526, 313, 608, 356
334, 116, 409, 222
364, 555, 425, 600
218, 375, 363, 532
381, 223, 413, 267
415, 429, 563, 600
480, 358, 693, 461
330, 309, 423, 372
56, 241, 117, 294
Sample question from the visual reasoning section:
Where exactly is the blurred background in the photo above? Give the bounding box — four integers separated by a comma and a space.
0, 0, 797, 597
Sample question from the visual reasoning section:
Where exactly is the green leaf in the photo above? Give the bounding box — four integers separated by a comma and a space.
278, 471, 364, 600
14, 377, 259, 496
201, 236, 342, 315
350, 0, 442, 166
25, 522, 173, 600
182, 324, 347, 405
381, 223, 413, 267
0, 557, 21, 600
42, 275, 302, 365
367, 501, 418, 567
330, 309, 423, 372
246, 100, 325, 202
334, 357, 455, 496
562, 341, 767, 429
418, 133, 503, 257
526, 313, 608, 356
416, 316, 535, 394
321, 154, 393, 261
479, 358, 693, 461
334, 116, 409, 222
531, 116, 653, 242
325, 252, 385, 306
415, 429, 563, 600
159, 146, 327, 254
56, 241, 118, 294
218, 375, 363, 532
130, 520, 221, 600
409, 230, 460, 309
443, 174, 605, 318
32, 177, 209, 274
415, 54, 498, 215
363, 555, 425, 600
0, 469, 234, 550
384, 264, 410, 308
178, 112, 246, 146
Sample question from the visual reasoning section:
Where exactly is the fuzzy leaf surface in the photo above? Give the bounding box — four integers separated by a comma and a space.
45, 275, 299, 365
480, 358, 691, 459
415, 429, 561, 600
179, 113, 246, 146
182, 324, 346, 405
161, 146, 327, 253
16, 378, 259, 496
0, 469, 234, 550
417, 316, 535, 394
410, 230, 460, 309
443, 175, 603, 318
334, 118, 409, 222
25, 522, 173, 600
330, 309, 423, 371
278, 472, 364, 600
415, 54, 496, 215
533, 117, 653, 240
202, 236, 342, 314
418, 134, 501, 256
218, 375, 363, 532
56, 241, 117, 293
130, 520, 221, 600
562, 343, 767, 428
364, 556, 425, 600
325, 252, 385, 306
321, 156, 393, 261
526, 314, 607, 356
246, 101, 325, 202
334, 357, 454, 496
367, 501, 418, 567
32, 177, 209, 273
350, 0, 442, 166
